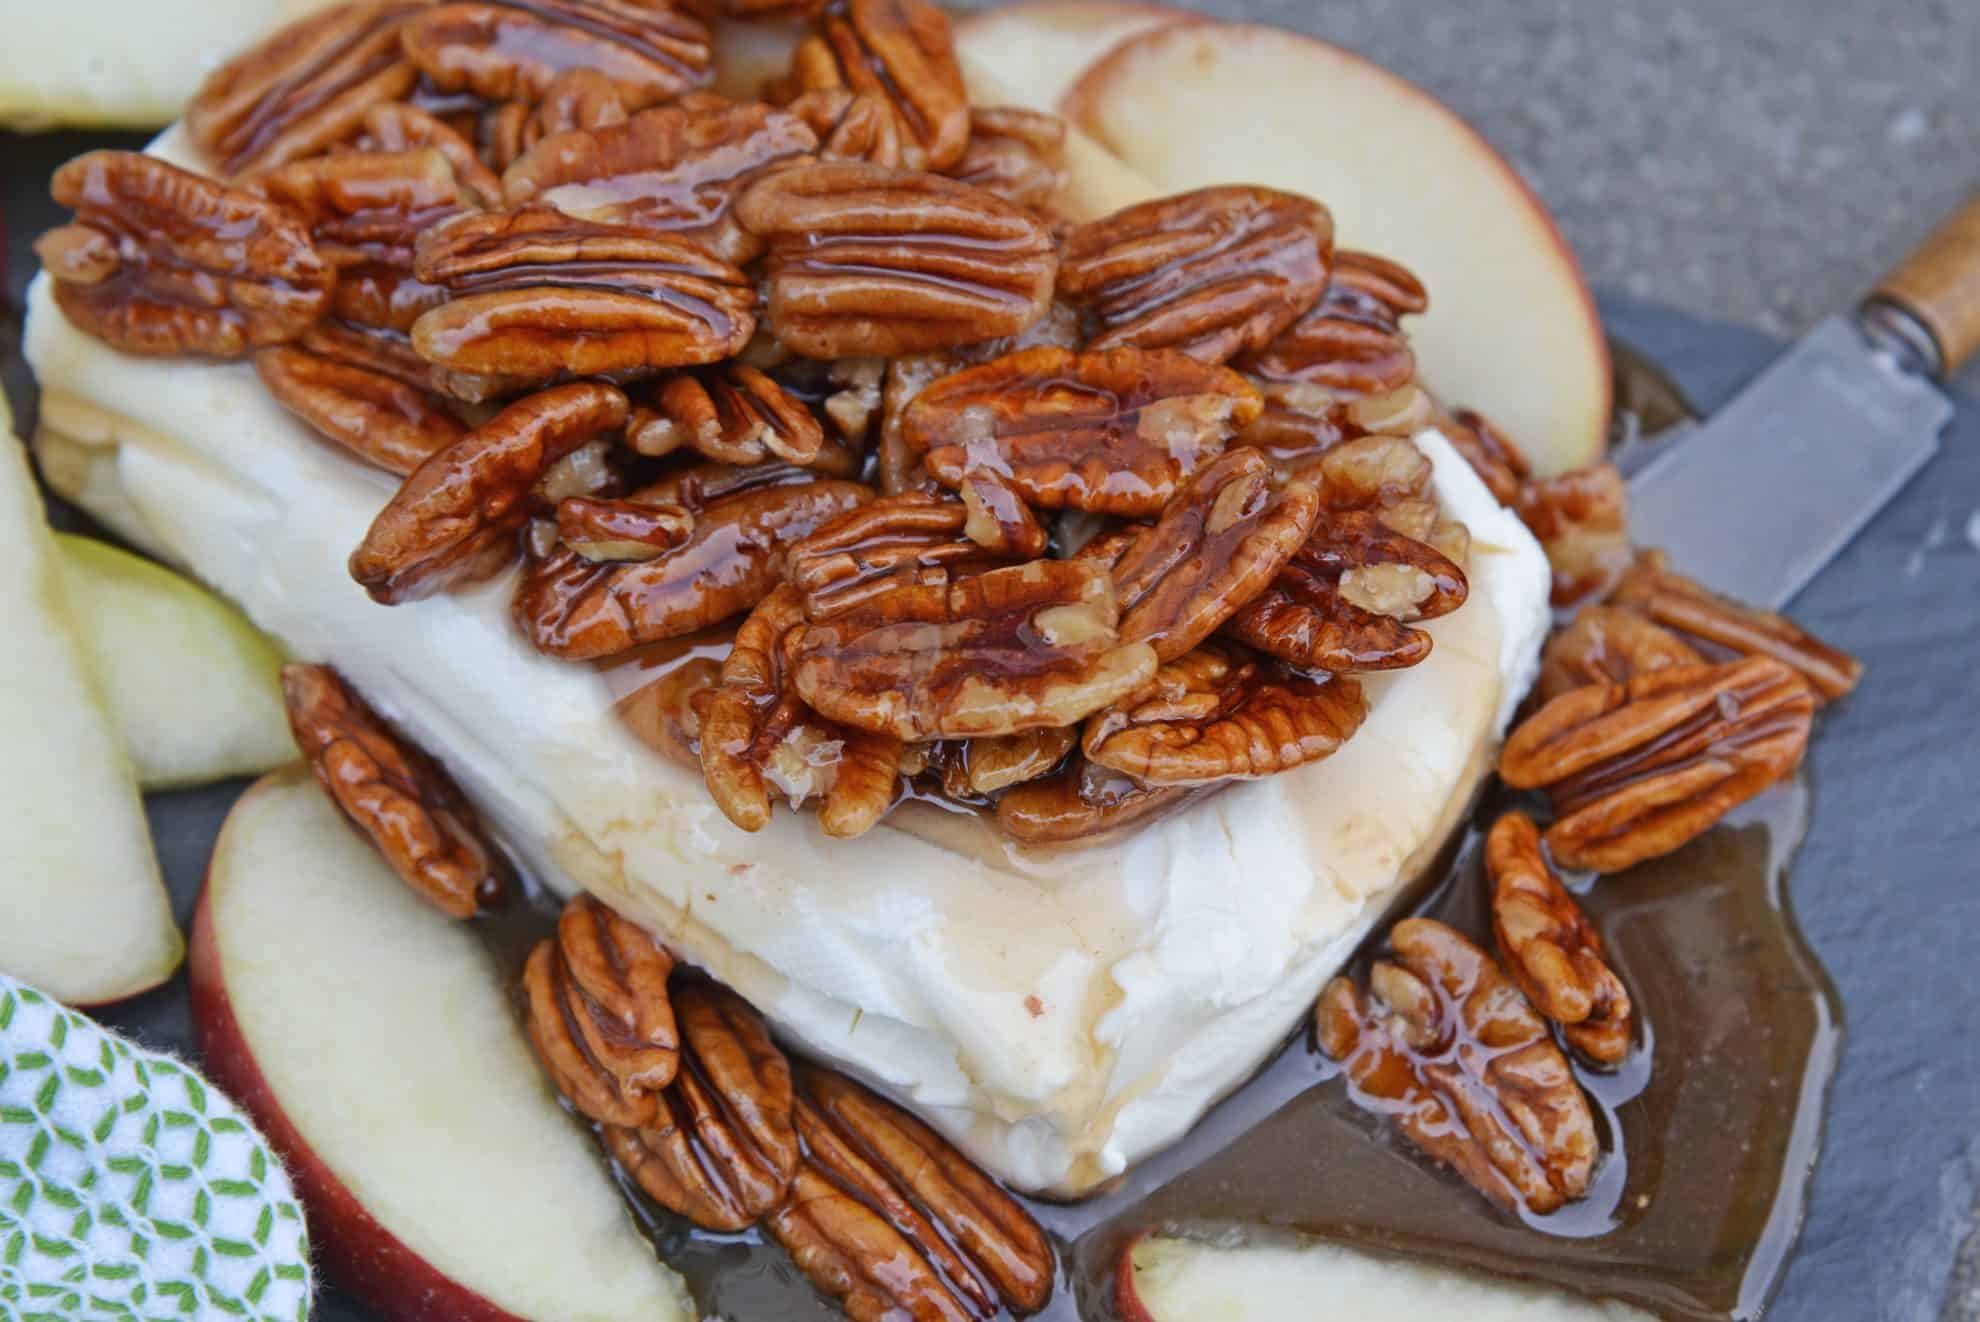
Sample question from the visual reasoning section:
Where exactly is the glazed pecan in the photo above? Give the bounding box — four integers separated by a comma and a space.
681, 0, 827, 16
786, 88, 903, 167
1303, 430, 1434, 510
1225, 510, 1468, 672
780, 0, 969, 171
1237, 379, 1434, 478
1060, 186, 1333, 364
1487, 812, 1632, 1067
1535, 605, 1704, 706
904, 346, 1262, 518
1441, 406, 1531, 508
938, 726, 1077, 798
281, 663, 506, 917
1316, 918, 1598, 1214
517, 470, 871, 658
734, 160, 1057, 359
613, 634, 730, 767
350, 381, 629, 602
556, 493, 694, 560
37, 152, 332, 357
786, 491, 996, 620
1238, 248, 1426, 398
185, 1, 421, 176
1083, 643, 1367, 785
1516, 463, 1632, 607
1612, 550, 1863, 704
522, 892, 679, 1127
517, 67, 635, 145
296, 319, 437, 389
410, 204, 756, 381
502, 98, 816, 264
256, 342, 465, 476
790, 557, 1159, 741
401, 0, 712, 107
948, 107, 1067, 213
607, 978, 799, 1232
996, 754, 1195, 845
768, 1067, 1054, 1321
958, 468, 1048, 559
1500, 657, 1814, 873
357, 101, 505, 206
628, 364, 824, 465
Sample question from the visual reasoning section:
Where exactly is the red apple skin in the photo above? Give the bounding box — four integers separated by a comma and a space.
188, 874, 528, 1322
1114, 1232, 1158, 1322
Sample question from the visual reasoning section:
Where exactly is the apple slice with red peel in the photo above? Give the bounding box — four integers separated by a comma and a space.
1064, 23, 1611, 476
953, 0, 1204, 114
190, 770, 691, 1322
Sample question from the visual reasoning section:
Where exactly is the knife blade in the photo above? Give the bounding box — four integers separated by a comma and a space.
1625, 191, 1980, 609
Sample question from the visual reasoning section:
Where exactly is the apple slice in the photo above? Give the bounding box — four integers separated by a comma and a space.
1064, 23, 1611, 476
953, 0, 1203, 115
55, 532, 293, 790
0, 405, 179, 1007
190, 770, 693, 1322
1117, 1233, 1652, 1321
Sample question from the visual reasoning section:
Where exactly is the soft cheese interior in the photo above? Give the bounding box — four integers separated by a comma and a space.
25, 133, 1552, 1196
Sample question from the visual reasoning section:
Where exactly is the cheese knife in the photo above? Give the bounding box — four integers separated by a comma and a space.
1626, 191, 1980, 608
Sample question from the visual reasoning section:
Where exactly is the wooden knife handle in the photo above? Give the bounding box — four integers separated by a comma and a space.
1872, 189, 1980, 376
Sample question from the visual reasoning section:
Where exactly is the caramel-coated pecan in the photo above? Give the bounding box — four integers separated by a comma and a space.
401, 0, 712, 107
1441, 406, 1531, 508
790, 557, 1159, 741
938, 725, 1077, 798
768, 1067, 1054, 1321
904, 346, 1261, 518
1225, 510, 1468, 672
281, 663, 506, 917
1516, 463, 1632, 606
1487, 812, 1633, 1067
1237, 380, 1435, 478
1303, 430, 1434, 510
503, 98, 816, 264
410, 203, 756, 380
1500, 657, 1814, 873
351, 381, 629, 601
786, 88, 903, 167
734, 160, 1057, 359
948, 107, 1067, 213
522, 892, 680, 1127
1612, 550, 1863, 704
358, 101, 505, 206
995, 754, 1195, 845
185, 1, 421, 176
38, 152, 332, 357
1083, 643, 1367, 785
1535, 605, 1704, 706
1316, 918, 1598, 1214
1060, 186, 1334, 364
256, 342, 465, 476
616, 643, 727, 768
556, 493, 694, 560
785, 491, 997, 619
517, 66, 635, 146
296, 319, 437, 389
780, 0, 969, 171
628, 363, 824, 465
606, 978, 799, 1232
958, 468, 1048, 559
1238, 248, 1426, 398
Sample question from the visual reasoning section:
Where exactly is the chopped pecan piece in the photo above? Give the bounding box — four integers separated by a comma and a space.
1084, 642, 1366, 785
281, 663, 506, 917
1441, 406, 1531, 508
780, 0, 969, 171
1316, 918, 1598, 1214
1535, 605, 1704, 706
948, 106, 1067, 212
939, 726, 1077, 798
1239, 248, 1425, 397
401, 0, 712, 107
790, 556, 1159, 740
607, 978, 799, 1232
1060, 186, 1333, 364
37, 152, 332, 357
768, 1066, 1054, 1321
1487, 812, 1633, 1067
351, 381, 629, 602
735, 160, 1058, 359
1516, 463, 1632, 606
1303, 431, 1434, 510
904, 345, 1261, 518
786, 88, 904, 167
357, 101, 505, 206
410, 203, 756, 381
556, 493, 694, 561
1500, 657, 1814, 872
957, 469, 1048, 559
522, 892, 680, 1127
1612, 550, 1863, 704
185, 1, 421, 176
256, 342, 465, 476
628, 364, 824, 465
502, 98, 816, 264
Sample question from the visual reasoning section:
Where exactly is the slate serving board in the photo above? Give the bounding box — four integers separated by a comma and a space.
5, 131, 1978, 1313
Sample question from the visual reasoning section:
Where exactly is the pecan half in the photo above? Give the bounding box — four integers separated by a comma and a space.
556, 493, 694, 560
296, 319, 437, 389
256, 342, 465, 476
607, 978, 799, 1232
734, 160, 1058, 359
1612, 550, 1863, 704
786, 88, 904, 167
37, 152, 332, 357
351, 381, 629, 602
948, 107, 1067, 213
1535, 605, 1704, 706
401, 0, 712, 107
523, 892, 679, 1127
358, 101, 505, 206
996, 754, 1195, 845
1500, 657, 1814, 872
1238, 248, 1426, 398
1237, 380, 1434, 478
410, 203, 756, 381
785, 491, 997, 619
1060, 186, 1334, 364
1516, 463, 1632, 607
780, 0, 969, 171
281, 663, 506, 917
939, 726, 1077, 798
904, 346, 1262, 518
185, 1, 421, 176
790, 556, 1159, 741
628, 363, 824, 465
1083, 643, 1367, 785
768, 1066, 1054, 1321
1487, 812, 1632, 1067
1316, 918, 1598, 1214
1441, 406, 1531, 508
503, 98, 816, 264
